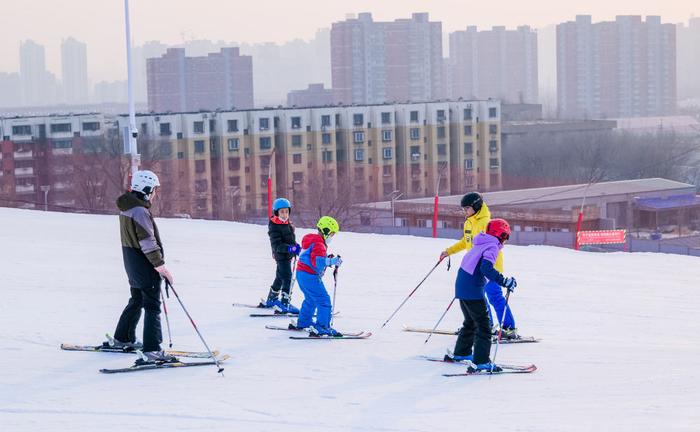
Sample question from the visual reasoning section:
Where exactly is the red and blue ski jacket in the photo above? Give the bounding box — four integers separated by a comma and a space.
296, 233, 329, 275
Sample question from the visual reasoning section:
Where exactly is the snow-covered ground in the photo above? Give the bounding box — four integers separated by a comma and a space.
1, 207, 699, 431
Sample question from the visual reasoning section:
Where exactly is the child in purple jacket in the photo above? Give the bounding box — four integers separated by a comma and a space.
450, 218, 517, 372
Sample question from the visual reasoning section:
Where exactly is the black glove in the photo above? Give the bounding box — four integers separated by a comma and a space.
503, 277, 517, 292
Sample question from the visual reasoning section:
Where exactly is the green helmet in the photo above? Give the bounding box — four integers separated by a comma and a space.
317, 216, 340, 238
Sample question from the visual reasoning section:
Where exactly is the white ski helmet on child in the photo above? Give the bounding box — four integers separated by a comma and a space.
131, 170, 160, 196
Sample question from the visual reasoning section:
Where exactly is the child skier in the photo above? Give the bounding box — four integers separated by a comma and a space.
262, 198, 301, 314
439, 192, 519, 339
450, 218, 517, 372
293, 216, 343, 336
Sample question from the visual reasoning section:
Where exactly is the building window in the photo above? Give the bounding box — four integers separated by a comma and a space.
489, 107, 497, 118
382, 130, 392, 142
464, 142, 473, 154
321, 115, 331, 127
160, 123, 171, 136
229, 176, 240, 187
464, 108, 472, 121
228, 157, 240, 171
260, 136, 272, 150
437, 126, 445, 138
227, 119, 239, 132
353, 131, 365, 143
291, 116, 302, 129
381, 112, 391, 124
293, 153, 302, 164
228, 138, 240, 151
260, 155, 271, 170
177, 151, 184, 159
354, 167, 364, 180
489, 140, 498, 153
52, 139, 73, 149
489, 158, 500, 169
383, 165, 392, 177
12, 125, 31, 135
195, 179, 208, 192
410, 146, 420, 161
322, 150, 333, 163
464, 125, 473, 135
465, 159, 474, 170
383, 148, 392, 160
291, 135, 302, 147
195, 160, 206, 173
353, 113, 363, 126
489, 124, 498, 135
50, 123, 72, 133
322, 133, 331, 145
259, 117, 270, 130
193, 121, 204, 134
194, 140, 205, 153
82, 122, 100, 131
410, 111, 419, 123
437, 144, 447, 156
410, 128, 420, 140
437, 110, 446, 122
293, 172, 303, 183
354, 148, 364, 161
159, 142, 172, 156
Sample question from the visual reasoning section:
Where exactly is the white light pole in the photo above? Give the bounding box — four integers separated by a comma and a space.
40, 185, 50, 211
388, 190, 403, 227
124, 0, 140, 175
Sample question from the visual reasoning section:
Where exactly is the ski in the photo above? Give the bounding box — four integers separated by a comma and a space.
265, 324, 365, 337
443, 364, 537, 377
250, 310, 339, 318
232, 301, 267, 309
100, 355, 230, 374
402, 325, 539, 343
60, 343, 219, 359
289, 332, 371, 340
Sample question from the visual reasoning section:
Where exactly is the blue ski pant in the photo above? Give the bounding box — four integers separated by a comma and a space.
485, 280, 515, 329
296, 271, 332, 328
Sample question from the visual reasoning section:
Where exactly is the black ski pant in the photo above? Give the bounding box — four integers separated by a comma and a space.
453, 299, 492, 364
114, 280, 162, 352
269, 258, 293, 300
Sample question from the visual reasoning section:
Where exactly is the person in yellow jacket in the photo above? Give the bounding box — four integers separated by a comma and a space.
439, 192, 518, 338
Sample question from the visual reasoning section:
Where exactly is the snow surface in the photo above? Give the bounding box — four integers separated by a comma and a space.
1, 207, 699, 431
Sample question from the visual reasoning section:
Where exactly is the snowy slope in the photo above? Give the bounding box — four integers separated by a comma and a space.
1, 207, 699, 432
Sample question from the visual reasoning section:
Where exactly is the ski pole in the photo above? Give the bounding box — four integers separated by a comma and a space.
490, 289, 512, 374
289, 255, 298, 298
330, 265, 339, 326
424, 297, 456, 344
165, 280, 224, 375
381, 258, 444, 328
160, 287, 173, 348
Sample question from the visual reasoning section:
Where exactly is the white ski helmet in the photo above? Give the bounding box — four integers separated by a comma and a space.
131, 170, 160, 197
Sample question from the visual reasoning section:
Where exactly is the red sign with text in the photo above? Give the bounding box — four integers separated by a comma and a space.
577, 230, 626, 245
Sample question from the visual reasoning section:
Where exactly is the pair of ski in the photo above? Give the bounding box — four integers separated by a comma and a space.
421, 355, 537, 376
60, 343, 228, 374
232, 302, 339, 318
402, 325, 540, 344
265, 324, 371, 340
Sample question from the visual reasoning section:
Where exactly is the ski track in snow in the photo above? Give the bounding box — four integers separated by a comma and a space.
1, 208, 699, 431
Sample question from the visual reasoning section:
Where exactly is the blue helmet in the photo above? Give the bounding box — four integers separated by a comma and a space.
273, 198, 292, 212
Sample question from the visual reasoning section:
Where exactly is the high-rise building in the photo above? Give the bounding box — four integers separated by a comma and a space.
449, 26, 538, 104
19, 40, 48, 106
677, 18, 700, 100
0, 73, 22, 107
557, 15, 676, 119
147, 47, 254, 113
134, 41, 168, 103
331, 12, 443, 105
287, 83, 333, 107
61, 38, 89, 104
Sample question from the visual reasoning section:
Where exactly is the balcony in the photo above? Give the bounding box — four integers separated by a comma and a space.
53, 182, 71, 191
15, 184, 36, 193
14, 167, 34, 176
14, 151, 34, 160
52, 148, 73, 156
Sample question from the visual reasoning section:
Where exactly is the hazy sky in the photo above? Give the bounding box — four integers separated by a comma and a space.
2, 0, 696, 82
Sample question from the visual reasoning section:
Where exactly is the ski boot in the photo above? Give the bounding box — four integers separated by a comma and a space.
274, 295, 300, 314
135, 350, 179, 366
288, 319, 309, 331
467, 362, 503, 373
444, 352, 473, 363
104, 334, 143, 351
261, 288, 280, 308
309, 325, 343, 337
499, 327, 520, 340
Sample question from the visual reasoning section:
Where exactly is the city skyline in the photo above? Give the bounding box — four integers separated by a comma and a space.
1, 0, 696, 83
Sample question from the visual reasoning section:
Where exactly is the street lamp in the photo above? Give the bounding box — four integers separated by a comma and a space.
387, 190, 403, 227
40, 185, 50, 211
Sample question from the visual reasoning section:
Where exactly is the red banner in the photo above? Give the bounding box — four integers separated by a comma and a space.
577, 230, 626, 245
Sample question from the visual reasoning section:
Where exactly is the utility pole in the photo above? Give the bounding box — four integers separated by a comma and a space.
124, 0, 140, 176
40, 185, 50, 211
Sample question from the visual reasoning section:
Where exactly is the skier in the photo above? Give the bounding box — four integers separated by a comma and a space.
439, 192, 519, 339
261, 197, 301, 314
110, 170, 176, 365
450, 218, 517, 372
293, 216, 343, 336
